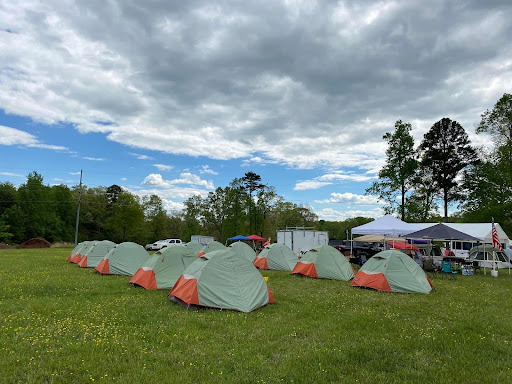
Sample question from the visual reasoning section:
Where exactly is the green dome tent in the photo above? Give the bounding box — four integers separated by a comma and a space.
228, 241, 256, 262
95, 242, 150, 276
70, 241, 98, 264
197, 240, 225, 256
78, 240, 117, 268
292, 245, 354, 281
130, 246, 198, 289
67, 241, 88, 262
351, 250, 433, 293
254, 243, 298, 271
169, 249, 275, 312
184, 242, 202, 255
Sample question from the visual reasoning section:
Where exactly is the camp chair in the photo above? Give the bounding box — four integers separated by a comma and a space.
441, 261, 457, 279
422, 258, 438, 279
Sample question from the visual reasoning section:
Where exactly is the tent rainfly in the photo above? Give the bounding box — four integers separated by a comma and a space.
254, 243, 298, 271
78, 240, 117, 268
197, 241, 225, 257
70, 241, 98, 264
291, 245, 354, 280
95, 242, 150, 275
169, 249, 274, 312
351, 250, 433, 293
228, 241, 256, 262
184, 242, 203, 255
67, 241, 88, 262
130, 246, 198, 289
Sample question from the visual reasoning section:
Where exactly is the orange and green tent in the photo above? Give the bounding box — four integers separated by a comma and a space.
169, 249, 274, 312
292, 245, 354, 280
130, 246, 198, 289
95, 242, 150, 276
78, 240, 116, 268
351, 250, 433, 293
228, 241, 256, 262
254, 243, 298, 271
67, 241, 87, 262
197, 240, 225, 257
184, 242, 202, 255
70, 241, 98, 264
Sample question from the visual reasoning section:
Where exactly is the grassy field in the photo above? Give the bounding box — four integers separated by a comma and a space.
1, 248, 512, 383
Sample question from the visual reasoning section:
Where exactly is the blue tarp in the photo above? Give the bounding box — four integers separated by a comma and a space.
227, 235, 253, 241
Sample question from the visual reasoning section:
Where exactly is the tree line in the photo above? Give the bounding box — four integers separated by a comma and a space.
367, 93, 512, 234
0, 171, 320, 245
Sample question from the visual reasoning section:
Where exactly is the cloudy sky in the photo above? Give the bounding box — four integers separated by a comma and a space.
1, 0, 511, 220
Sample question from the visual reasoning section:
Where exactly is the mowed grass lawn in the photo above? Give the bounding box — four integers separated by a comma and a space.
1, 249, 512, 383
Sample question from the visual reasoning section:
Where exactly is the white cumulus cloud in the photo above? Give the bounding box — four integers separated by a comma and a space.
316, 192, 384, 205
294, 181, 332, 191
153, 164, 173, 171
315, 207, 384, 221
0, 125, 67, 151
199, 165, 219, 175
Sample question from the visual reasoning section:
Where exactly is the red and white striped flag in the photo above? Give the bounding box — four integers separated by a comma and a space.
492, 220, 504, 251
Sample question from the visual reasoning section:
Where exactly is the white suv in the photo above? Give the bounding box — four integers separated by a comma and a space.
150, 239, 184, 250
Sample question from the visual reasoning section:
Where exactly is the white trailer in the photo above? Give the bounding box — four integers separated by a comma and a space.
190, 235, 214, 245
276, 227, 328, 254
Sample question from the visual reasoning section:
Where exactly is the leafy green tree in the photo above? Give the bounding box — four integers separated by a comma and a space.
366, 120, 418, 220
477, 93, 512, 148
462, 94, 512, 233
0, 182, 17, 216
419, 118, 478, 222
167, 210, 184, 239
51, 184, 75, 241
106, 184, 122, 205
182, 195, 203, 241
256, 186, 278, 238
17, 172, 60, 241
226, 178, 247, 236
0, 219, 13, 242
104, 192, 144, 242
404, 168, 439, 222
202, 187, 231, 242
75, 186, 108, 240
1, 205, 25, 243
143, 194, 169, 241
241, 172, 265, 233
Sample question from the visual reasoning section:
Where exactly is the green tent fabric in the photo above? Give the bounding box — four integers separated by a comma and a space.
67, 241, 88, 261
169, 249, 274, 312
130, 246, 198, 289
291, 245, 354, 281
198, 240, 225, 255
351, 250, 433, 294
70, 241, 98, 263
95, 242, 150, 276
228, 241, 256, 262
254, 243, 298, 271
184, 242, 203, 255
78, 240, 117, 268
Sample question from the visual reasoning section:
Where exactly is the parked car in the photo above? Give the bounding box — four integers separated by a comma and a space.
149, 238, 184, 251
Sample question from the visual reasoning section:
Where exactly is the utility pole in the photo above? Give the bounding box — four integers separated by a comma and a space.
74, 170, 83, 246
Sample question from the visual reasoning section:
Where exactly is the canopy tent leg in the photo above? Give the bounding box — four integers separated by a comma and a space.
350, 233, 353, 258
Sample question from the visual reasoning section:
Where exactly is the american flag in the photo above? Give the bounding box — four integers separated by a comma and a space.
492, 220, 504, 251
